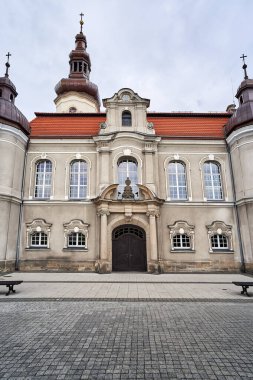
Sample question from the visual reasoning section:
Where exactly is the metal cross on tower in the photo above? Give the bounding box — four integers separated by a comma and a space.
5, 52, 11, 78
240, 54, 248, 80
80, 12, 84, 33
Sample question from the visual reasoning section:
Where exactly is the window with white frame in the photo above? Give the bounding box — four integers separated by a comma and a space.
34, 160, 52, 198
203, 161, 223, 200
173, 234, 191, 249
167, 161, 187, 200
26, 219, 52, 249
68, 232, 86, 247
117, 157, 138, 199
30, 232, 48, 247
69, 160, 88, 199
168, 221, 195, 251
211, 234, 228, 249
206, 221, 233, 252
63, 219, 89, 250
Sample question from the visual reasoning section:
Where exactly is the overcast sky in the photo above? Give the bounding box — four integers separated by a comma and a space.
0, 0, 252, 120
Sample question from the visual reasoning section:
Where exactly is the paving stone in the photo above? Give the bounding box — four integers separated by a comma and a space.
0, 301, 253, 379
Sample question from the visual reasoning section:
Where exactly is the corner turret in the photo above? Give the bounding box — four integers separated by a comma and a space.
0, 52, 29, 134
0, 54, 29, 271
225, 54, 253, 136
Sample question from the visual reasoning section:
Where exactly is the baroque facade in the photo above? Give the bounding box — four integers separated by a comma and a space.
1, 22, 253, 273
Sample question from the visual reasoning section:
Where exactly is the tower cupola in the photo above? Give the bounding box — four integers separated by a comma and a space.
54, 14, 100, 113
225, 54, 253, 136
0, 53, 29, 134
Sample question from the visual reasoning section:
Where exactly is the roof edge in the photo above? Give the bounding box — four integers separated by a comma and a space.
147, 112, 231, 118
34, 112, 106, 117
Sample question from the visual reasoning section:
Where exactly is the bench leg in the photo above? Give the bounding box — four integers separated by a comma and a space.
5, 285, 16, 296
241, 285, 250, 296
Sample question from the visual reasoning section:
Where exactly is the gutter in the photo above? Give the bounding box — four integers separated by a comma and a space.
226, 141, 246, 272
15, 136, 30, 271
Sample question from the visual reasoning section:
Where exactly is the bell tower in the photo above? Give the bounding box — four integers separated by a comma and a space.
54, 14, 100, 113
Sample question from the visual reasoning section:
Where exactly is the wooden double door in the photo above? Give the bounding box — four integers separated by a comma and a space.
112, 225, 147, 272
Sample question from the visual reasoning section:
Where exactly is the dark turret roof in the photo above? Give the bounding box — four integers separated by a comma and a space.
54, 25, 100, 107
0, 74, 30, 135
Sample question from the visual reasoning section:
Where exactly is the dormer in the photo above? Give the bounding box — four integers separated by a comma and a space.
101, 88, 154, 135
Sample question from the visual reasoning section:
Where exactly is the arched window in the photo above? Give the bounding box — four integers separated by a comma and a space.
203, 161, 223, 200
34, 160, 52, 198
211, 234, 228, 249
30, 232, 48, 247
167, 161, 187, 200
10, 94, 14, 103
0, 89, 2, 97
173, 234, 191, 249
68, 232, 86, 247
69, 160, 88, 199
117, 157, 138, 198
122, 111, 132, 126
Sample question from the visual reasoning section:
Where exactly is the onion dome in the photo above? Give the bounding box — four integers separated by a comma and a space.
0, 53, 30, 135
225, 54, 253, 136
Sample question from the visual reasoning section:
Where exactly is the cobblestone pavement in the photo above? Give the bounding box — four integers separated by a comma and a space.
0, 300, 253, 379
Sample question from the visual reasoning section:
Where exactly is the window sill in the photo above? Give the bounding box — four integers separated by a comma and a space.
26, 247, 49, 250
33, 198, 51, 201
204, 199, 224, 202
63, 248, 88, 252
171, 249, 195, 253
68, 198, 88, 201
209, 250, 234, 254
167, 199, 189, 202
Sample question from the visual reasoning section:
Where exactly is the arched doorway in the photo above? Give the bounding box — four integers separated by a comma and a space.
112, 224, 147, 271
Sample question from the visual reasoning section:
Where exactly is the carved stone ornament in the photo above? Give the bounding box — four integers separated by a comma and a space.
63, 219, 89, 249
146, 210, 160, 218
26, 219, 52, 248
168, 220, 195, 251
100, 122, 107, 129
97, 209, 110, 216
122, 178, 134, 199
206, 221, 233, 252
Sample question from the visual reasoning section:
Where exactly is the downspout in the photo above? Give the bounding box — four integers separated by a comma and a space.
226, 140, 245, 273
15, 136, 30, 271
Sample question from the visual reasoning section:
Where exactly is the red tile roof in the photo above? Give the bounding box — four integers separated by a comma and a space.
30, 112, 230, 139
147, 113, 230, 138
30, 113, 106, 137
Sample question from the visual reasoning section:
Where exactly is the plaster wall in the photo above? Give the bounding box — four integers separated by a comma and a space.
55, 92, 99, 113
0, 124, 27, 270
19, 132, 241, 272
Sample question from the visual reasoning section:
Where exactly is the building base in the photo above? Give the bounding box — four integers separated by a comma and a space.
18, 259, 96, 272
0, 260, 16, 272
159, 259, 241, 273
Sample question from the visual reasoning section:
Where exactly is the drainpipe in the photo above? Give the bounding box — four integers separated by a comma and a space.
15, 136, 30, 271
226, 141, 245, 273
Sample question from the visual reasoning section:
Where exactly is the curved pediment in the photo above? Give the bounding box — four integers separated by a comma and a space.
93, 183, 164, 204
137, 184, 163, 202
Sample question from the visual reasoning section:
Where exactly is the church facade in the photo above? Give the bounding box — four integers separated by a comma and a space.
1, 21, 253, 273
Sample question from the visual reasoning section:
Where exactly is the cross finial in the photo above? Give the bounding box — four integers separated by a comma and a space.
240, 54, 248, 80
5, 52, 11, 78
79, 12, 84, 33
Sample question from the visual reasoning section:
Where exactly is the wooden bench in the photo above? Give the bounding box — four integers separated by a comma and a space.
0, 280, 23, 296
232, 281, 253, 296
